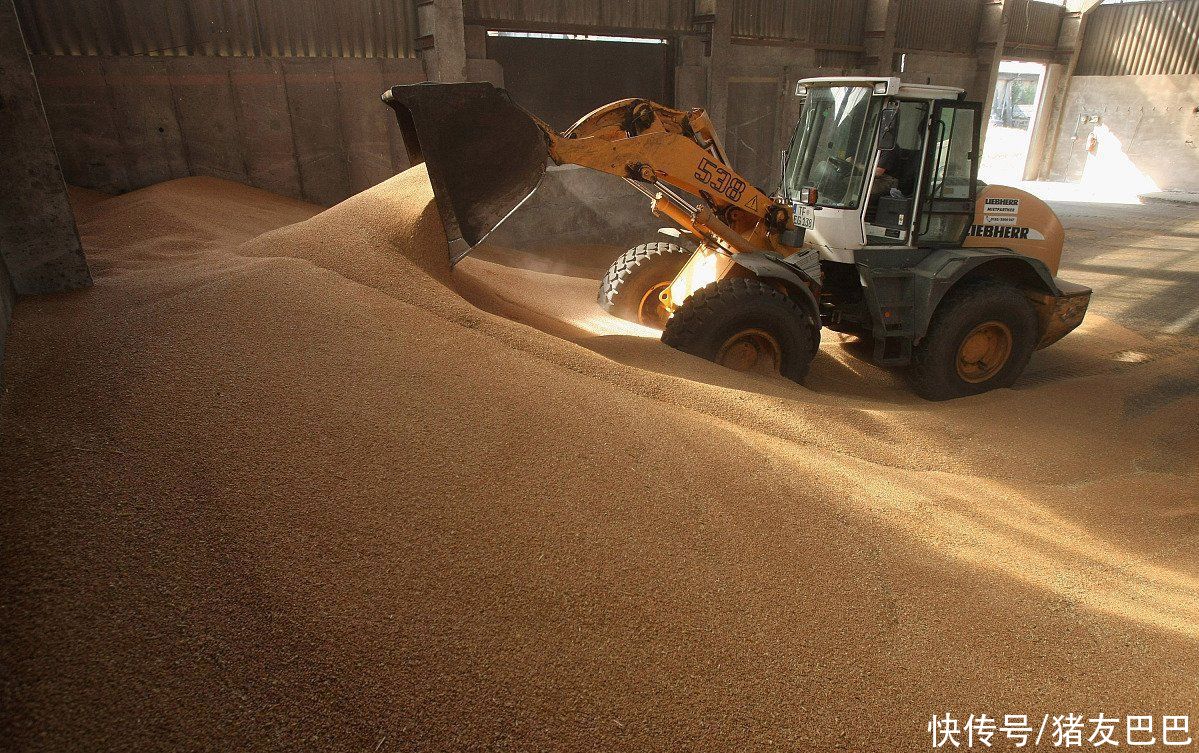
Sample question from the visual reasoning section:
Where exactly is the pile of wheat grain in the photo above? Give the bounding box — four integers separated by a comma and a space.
2, 167, 1195, 752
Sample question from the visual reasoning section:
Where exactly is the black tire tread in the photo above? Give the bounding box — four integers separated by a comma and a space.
662, 277, 820, 383
597, 242, 692, 313
911, 278, 1038, 400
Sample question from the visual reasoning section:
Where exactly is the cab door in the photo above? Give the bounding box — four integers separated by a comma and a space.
915, 100, 982, 247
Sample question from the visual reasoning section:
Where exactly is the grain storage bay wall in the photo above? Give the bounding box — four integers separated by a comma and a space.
0, 0, 90, 385
1047, 74, 1199, 191
1045, 1, 1199, 192
17, 0, 1072, 203
30, 56, 433, 205
0, 259, 13, 385
28, 53, 509, 205
14, 0, 440, 205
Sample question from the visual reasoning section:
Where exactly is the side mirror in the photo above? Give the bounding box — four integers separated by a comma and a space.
878, 106, 899, 151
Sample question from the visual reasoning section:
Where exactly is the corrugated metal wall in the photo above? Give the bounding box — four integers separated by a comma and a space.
1005, 0, 1064, 53
895, 0, 982, 53
730, 0, 867, 47
462, 0, 697, 33
23, 0, 1077, 61
1076, 0, 1199, 76
14, 0, 417, 58
895, 0, 1064, 59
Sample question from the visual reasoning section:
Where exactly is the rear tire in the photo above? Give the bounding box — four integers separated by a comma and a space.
911, 279, 1038, 400
662, 277, 820, 383
598, 242, 693, 327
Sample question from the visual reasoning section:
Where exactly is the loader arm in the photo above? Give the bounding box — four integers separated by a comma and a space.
548, 100, 766, 221
383, 82, 803, 264
537, 98, 800, 257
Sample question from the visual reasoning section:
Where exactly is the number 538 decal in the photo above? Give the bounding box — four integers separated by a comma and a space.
694, 157, 746, 202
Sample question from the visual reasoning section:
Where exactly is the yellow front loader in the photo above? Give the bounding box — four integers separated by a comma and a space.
383, 80, 1090, 399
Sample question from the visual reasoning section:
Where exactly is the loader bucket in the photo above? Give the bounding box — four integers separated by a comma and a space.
382, 82, 549, 264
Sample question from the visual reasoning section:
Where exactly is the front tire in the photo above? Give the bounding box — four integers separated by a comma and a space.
598, 242, 693, 327
911, 279, 1039, 400
661, 277, 820, 383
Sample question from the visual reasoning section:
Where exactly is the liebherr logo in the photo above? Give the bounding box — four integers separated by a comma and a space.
967, 224, 1045, 240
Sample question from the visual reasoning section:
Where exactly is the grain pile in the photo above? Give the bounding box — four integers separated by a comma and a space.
2, 167, 1196, 751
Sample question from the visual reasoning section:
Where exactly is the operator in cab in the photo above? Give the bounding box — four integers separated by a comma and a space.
871, 142, 919, 199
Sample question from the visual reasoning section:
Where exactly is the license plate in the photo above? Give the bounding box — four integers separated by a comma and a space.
793, 203, 815, 230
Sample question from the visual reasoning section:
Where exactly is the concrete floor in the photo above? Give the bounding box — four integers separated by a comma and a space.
1052, 198, 1199, 336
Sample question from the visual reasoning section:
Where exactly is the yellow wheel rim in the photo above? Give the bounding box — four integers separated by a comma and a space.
956, 320, 1013, 383
637, 282, 672, 328
716, 328, 782, 375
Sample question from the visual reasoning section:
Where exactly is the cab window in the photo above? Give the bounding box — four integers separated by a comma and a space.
784, 86, 882, 210
916, 102, 980, 246
865, 100, 929, 245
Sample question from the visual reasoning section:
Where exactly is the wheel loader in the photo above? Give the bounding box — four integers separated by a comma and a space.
382, 77, 1091, 399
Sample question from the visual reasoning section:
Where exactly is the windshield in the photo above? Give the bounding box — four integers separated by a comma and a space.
784, 86, 882, 209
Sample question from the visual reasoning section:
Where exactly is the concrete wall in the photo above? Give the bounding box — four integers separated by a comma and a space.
1047, 74, 1199, 192
1, 1, 89, 294
32, 54, 507, 206
0, 0, 91, 387
23, 5, 1006, 209
900, 51, 978, 92
31, 55, 432, 205
0, 258, 13, 386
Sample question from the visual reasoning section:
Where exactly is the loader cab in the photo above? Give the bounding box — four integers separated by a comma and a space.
783, 77, 981, 263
